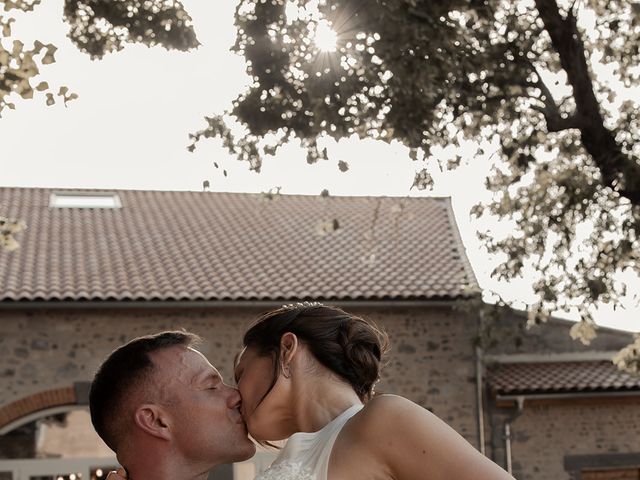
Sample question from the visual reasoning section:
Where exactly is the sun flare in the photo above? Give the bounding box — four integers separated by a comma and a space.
313, 20, 338, 52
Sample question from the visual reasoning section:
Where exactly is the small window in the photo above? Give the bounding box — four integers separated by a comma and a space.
50, 192, 122, 209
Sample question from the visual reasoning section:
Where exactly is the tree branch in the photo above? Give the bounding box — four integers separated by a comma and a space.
534, 0, 640, 205
526, 65, 583, 132
407, 7, 439, 26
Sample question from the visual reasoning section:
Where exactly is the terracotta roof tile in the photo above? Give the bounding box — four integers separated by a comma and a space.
489, 361, 640, 395
0, 187, 479, 302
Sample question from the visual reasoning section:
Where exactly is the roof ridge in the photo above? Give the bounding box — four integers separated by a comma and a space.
0, 186, 453, 201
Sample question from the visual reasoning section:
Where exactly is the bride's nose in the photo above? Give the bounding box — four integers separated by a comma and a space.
226, 384, 242, 408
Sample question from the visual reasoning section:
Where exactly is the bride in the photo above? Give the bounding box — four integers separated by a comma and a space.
233, 303, 514, 480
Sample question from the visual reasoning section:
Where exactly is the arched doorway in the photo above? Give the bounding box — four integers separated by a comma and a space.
0, 406, 117, 480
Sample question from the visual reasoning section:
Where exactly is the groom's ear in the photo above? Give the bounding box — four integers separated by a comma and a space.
279, 332, 299, 365
134, 404, 171, 441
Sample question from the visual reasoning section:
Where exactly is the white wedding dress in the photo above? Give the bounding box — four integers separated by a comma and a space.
255, 404, 363, 480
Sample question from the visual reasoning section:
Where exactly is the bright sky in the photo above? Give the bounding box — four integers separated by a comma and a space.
1, 0, 638, 333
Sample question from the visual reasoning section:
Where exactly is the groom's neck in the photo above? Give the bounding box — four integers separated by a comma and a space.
124, 453, 211, 480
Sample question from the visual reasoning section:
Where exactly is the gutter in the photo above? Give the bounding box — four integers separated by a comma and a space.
485, 351, 617, 363
475, 307, 487, 456
0, 299, 462, 310
496, 390, 640, 403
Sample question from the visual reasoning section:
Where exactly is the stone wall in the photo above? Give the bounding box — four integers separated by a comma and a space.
0, 304, 481, 457
3, 303, 637, 477
509, 400, 640, 480
364, 306, 479, 441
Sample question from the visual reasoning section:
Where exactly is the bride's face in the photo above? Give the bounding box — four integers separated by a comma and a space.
234, 346, 283, 440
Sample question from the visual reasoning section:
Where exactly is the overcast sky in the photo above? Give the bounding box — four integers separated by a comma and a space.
1, 0, 638, 332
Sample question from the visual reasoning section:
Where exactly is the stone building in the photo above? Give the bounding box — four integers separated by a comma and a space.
0, 187, 638, 480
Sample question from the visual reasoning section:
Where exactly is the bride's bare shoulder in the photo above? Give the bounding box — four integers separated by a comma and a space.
365, 393, 415, 409
347, 394, 433, 437
364, 394, 428, 418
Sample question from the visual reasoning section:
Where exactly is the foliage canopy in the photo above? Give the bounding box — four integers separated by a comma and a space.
0, 0, 197, 116
188, 0, 640, 348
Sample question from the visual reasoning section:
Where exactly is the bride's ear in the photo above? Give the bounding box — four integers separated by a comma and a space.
279, 332, 299, 369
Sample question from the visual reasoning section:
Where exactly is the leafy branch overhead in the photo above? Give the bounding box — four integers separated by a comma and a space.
189, 0, 639, 350
0, 0, 198, 116
0, 10, 67, 116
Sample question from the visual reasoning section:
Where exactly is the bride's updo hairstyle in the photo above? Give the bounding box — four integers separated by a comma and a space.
243, 303, 389, 401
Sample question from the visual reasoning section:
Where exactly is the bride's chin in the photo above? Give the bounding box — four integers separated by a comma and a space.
247, 423, 281, 442
246, 419, 263, 440
247, 426, 267, 441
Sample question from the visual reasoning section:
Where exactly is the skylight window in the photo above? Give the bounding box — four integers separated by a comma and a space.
50, 192, 122, 209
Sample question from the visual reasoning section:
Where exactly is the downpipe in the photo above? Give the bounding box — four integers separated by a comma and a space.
504, 396, 525, 475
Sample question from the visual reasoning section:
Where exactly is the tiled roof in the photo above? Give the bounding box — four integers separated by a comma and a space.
0, 188, 479, 302
489, 360, 640, 396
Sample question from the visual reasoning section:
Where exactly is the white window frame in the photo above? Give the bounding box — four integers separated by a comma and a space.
49, 192, 122, 209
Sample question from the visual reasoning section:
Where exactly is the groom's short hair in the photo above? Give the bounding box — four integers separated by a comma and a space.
89, 330, 202, 451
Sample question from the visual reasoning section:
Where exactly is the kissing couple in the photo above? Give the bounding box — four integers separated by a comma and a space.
91, 303, 514, 480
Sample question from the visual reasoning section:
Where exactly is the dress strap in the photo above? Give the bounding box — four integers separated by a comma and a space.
315, 404, 364, 480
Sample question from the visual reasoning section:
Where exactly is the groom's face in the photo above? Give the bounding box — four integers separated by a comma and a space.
150, 346, 256, 465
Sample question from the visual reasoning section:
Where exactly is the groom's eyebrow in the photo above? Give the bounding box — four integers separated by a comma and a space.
206, 371, 222, 384
193, 370, 222, 386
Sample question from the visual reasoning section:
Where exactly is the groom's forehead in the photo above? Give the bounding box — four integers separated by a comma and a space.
150, 345, 220, 383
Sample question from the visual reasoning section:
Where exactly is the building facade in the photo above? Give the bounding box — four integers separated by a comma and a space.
0, 187, 638, 480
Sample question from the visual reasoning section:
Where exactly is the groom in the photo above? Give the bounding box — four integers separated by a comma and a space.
89, 331, 256, 480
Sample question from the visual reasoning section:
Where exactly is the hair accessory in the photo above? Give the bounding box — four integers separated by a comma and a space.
281, 301, 324, 310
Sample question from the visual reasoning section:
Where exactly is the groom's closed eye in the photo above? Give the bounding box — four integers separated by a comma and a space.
199, 372, 222, 390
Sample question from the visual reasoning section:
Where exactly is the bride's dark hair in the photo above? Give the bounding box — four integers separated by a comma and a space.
242, 303, 389, 402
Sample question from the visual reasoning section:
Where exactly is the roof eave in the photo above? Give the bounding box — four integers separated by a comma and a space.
0, 298, 475, 310
494, 390, 640, 407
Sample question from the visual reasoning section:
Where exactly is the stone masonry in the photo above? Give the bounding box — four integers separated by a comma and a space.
0, 304, 481, 457
1, 303, 638, 480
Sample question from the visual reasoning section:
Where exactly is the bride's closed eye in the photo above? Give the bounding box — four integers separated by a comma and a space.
234, 369, 243, 386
